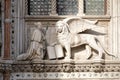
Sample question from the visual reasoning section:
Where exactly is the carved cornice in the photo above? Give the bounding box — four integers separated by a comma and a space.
0, 60, 120, 73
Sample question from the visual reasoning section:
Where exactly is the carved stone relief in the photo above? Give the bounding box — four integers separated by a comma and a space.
18, 21, 57, 60
7, 60, 120, 80
17, 17, 117, 61
1, 0, 120, 80
17, 22, 46, 61
54, 17, 116, 60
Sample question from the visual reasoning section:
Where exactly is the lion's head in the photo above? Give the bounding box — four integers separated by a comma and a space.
56, 21, 70, 33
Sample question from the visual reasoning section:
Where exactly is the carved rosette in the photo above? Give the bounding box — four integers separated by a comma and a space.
32, 64, 45, 72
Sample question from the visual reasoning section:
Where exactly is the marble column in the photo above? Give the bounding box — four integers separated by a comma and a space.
109, 0, 120, 59
3, 0, 11, 59
50, 0, 58, 16
3, 70, 10, 80
17, 0, 25, 55
12, 0, 25, 58
77, 0, 84, 16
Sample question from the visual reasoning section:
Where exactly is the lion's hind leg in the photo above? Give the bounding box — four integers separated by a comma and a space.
85, 45, 92, 59
88, 37, 104, 60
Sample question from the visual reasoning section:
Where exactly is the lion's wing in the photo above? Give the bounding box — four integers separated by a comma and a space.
64, 17, 98, 34
63, 17, 104, 33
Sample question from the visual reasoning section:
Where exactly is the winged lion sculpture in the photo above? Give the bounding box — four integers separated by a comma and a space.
55, 17, 115, 60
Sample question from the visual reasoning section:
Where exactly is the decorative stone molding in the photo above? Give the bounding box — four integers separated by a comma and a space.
0, 60, 120, 79
8, 60, 120, 80
12, 64, 32, 72
11, 72, 120, 80
0, 60, 117, 73
10, 0, 16, 59
32, 63, 45, 72
0, 63, 11, 72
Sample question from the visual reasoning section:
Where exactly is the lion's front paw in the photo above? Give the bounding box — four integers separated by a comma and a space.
64, 56, 72, 60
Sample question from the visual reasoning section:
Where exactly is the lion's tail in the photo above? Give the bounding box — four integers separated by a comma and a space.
95, 37, 116, 58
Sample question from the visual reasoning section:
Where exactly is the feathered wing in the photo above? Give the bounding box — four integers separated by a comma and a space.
62, 17, 106, 34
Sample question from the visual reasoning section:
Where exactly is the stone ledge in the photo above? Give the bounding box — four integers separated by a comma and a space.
12, 60, 120, 64
24, 15, 111, 21
0, 60, 119, 73
82, 15, 111, 20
